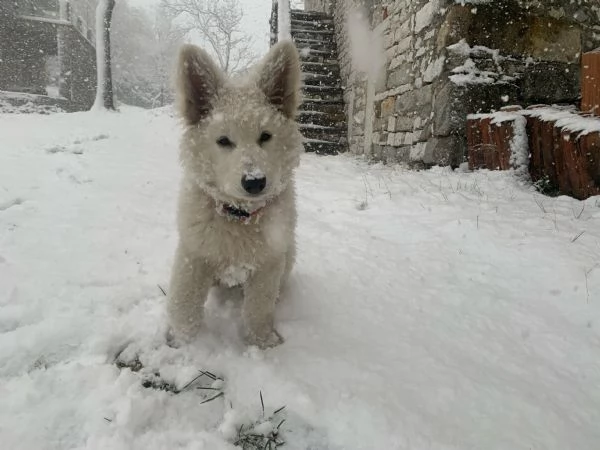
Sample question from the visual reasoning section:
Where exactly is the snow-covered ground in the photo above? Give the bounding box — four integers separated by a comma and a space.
1, 107, 599, 450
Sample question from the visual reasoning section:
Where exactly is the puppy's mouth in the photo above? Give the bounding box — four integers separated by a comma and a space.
222, 203, 254, 219
216, 201, 265, 224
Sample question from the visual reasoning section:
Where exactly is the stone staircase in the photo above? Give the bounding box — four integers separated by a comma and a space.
290, 9, 347, 155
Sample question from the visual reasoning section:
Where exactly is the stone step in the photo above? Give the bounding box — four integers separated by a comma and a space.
300, 97, 344, 110
303, 94, 344, 103
291, 28, 334, 36
301, 61, 340, 76
298, 47, 337, 59
303, 86, 344, 102
294, 39, 337, 52
298, 110, 346, 127
300, 124, 346, 142
298, 53, 338, 64
291, 19, 334, 30
291, 30, 334, 42
302, 72, 342, 87
293, 37, 336, 48
303, 140, 346, 155
290, 9, 333, 21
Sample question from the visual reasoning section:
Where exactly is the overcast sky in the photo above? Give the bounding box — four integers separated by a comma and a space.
127, 0, 274, 57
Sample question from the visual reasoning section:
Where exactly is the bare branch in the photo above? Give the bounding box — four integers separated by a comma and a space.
162, 0, 256, 73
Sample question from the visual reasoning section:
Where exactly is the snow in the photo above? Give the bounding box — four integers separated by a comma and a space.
0, 92, 66, 115
507, 114, 529, 177
220, 265, 255, 288
446, 40, 517, 86
1, 107, 600, 449
450, 59, 496, 85
522, 107, 600, 137
471, 107, 600, 139
243, 167, 266, 181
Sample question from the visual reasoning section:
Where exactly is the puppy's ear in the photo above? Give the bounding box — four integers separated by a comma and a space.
257, 41, 301, 119
176, 44, 224, 125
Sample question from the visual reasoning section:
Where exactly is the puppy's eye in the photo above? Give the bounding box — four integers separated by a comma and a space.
217, 136, 234, 147
259, 132, 272, 144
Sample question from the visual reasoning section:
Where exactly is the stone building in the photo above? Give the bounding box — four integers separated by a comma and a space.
0, 0, 97, 110
303, 0, 600, 167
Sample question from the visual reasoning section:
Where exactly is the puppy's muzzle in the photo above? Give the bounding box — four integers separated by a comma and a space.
242, 174, 267, 195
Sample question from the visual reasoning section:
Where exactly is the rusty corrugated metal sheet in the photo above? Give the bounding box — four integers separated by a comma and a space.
560, 129, 600, 200
582, 50, 600, 114
526, 112, 600, 200
467, 116, 515, 171
469, 109, 600, 200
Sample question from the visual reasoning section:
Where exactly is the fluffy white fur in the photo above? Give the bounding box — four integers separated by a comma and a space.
168, 41, 303, 348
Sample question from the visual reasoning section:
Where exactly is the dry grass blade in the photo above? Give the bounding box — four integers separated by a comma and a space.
233, 393, 287, 449
273, 406, 286, 415
260, 391, 265, 416
178, 371, 210, 393
200, 391, 224, 404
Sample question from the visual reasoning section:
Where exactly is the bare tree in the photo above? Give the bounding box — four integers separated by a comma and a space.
93, 0, 116, 110
163, 0, 255, 73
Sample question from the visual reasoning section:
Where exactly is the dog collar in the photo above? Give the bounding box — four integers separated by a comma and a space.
216, 202, 264, 224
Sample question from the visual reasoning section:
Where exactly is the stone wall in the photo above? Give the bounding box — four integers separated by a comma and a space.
60, 28, 97, 110
0, 1, 96, 110
305, 0, 600, 167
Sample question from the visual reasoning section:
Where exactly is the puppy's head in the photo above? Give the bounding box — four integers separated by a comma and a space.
176, 41, 303, 208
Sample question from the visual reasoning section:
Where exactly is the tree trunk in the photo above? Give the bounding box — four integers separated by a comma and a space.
93, 0, 116, 110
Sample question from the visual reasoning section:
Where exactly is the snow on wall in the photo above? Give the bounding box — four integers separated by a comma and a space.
507, 114, 529, 178
521, 107, 600, 136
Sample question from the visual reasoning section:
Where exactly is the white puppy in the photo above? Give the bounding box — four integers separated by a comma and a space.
168, 41, 303, 348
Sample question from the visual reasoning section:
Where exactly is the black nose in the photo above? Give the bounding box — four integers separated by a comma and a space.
241, 175, 267, 194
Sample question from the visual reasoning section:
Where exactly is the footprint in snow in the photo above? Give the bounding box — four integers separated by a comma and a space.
46, 134, 109, 155
56, 167, 92, 184
0, 197, 24, 212
46, 145, 84, 155
73, 133, 110, 144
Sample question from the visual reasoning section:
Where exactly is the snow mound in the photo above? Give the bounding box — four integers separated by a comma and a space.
1, 108, 599, 449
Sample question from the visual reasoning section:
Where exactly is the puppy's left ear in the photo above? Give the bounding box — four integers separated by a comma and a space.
176, 44, 224, 125
257, 41, 301, 119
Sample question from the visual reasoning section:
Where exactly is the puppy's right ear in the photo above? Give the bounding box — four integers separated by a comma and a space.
176, 45, 224, 125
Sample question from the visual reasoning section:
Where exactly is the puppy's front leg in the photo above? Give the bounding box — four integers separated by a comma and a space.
243, 258, 285, 348
167, 245, 214, 340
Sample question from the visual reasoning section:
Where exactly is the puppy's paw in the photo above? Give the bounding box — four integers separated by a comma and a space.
165, 328, 183, 348
166, 324, 200, 348
245, 328, 284, 349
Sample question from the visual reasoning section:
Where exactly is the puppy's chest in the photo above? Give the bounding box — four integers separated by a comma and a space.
218, 263, 255, 287
204, 212, 284, 259
209, 226, 266, 287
